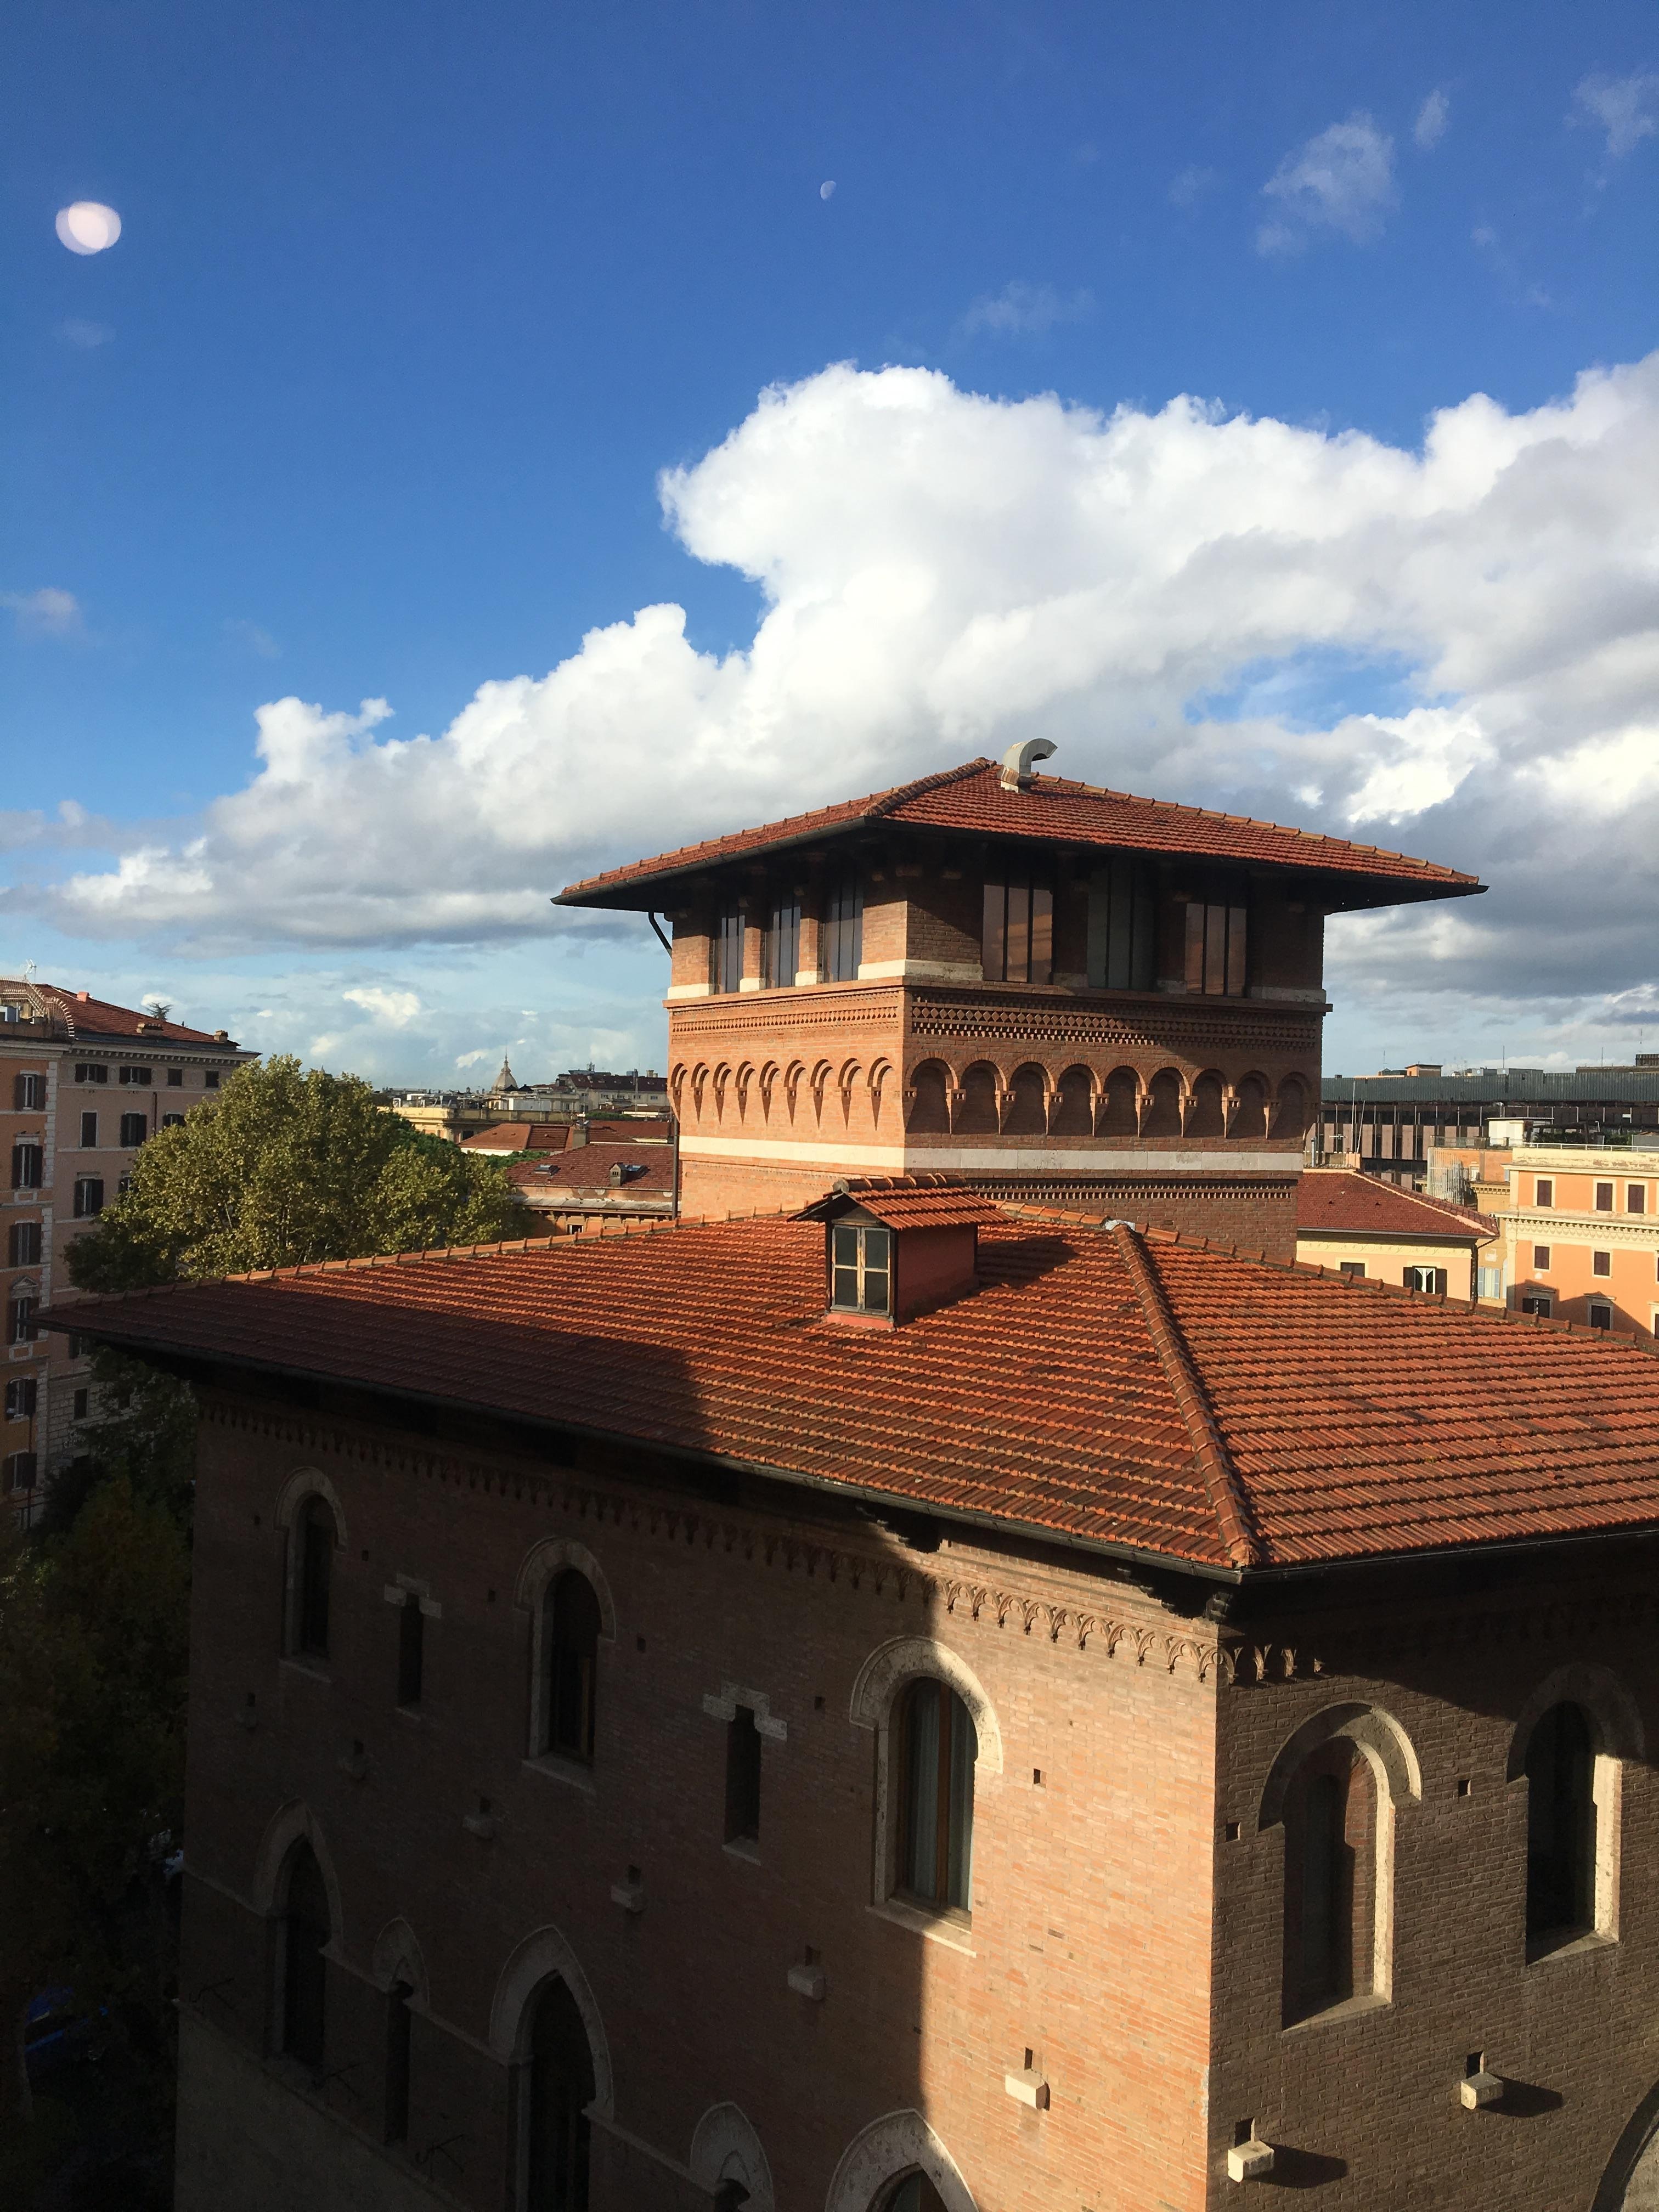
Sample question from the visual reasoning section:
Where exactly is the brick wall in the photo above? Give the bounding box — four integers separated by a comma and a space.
178, 1388, 1226, 2212
1210, 1556, 1659, 2209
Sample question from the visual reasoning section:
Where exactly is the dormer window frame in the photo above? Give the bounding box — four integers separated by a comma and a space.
830, 1220, 893, 1319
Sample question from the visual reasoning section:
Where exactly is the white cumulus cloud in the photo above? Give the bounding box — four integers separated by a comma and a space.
962, 281, 1094, 337
6, 351, 1659, 1051
4, 588, 82, 638
343, 986, 423, 1026
1572, 71, 1659, 162
1258, 112, 1397, 253
1414, 91, 1450, 150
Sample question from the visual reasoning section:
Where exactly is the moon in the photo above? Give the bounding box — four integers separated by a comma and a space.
55, 202, 122, 256
820, 180, 836, 200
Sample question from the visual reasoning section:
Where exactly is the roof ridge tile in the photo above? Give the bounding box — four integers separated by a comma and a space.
1109, 1222, 1266, 1570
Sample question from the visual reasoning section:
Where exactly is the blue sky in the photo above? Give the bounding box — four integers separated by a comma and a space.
4, 2, 1657, 1081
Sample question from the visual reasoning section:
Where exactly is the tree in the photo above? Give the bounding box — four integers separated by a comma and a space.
0, 1481, 190, 2149
68, 1056, 523, 1293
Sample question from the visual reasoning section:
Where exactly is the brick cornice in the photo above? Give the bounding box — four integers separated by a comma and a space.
202, 1395, 1225, 1683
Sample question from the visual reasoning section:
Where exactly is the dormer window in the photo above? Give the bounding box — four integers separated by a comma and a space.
832, 1223, 891, 1316
797, 1177, 1005, 1326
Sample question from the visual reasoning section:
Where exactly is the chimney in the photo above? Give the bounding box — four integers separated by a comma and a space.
792, 1177, 1006, 1327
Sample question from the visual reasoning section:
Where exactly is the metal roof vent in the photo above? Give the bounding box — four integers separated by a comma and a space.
1000, 738, 1057, 792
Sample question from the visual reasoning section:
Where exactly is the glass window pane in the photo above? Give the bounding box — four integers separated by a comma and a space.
902, 1683, 941, 1900
832, 1266, 860, 1308
1030, 883, 1053, 984
1226, 905, 1248, 995
832, 1224, 860, 1266
862, 1267, 889, 1313
946, 1692, 977, 1908
1006, 881, 1030, 981
862, 1227, 891, 1267
982, 881, 1005, 982
1184, 902, 1206, 990
1204, 903, 1228, 996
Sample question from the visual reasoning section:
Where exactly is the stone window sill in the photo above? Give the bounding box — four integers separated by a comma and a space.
522, 1752, 596, 1797
1526, 1927, 1615, 1968
279, 1655, 331, 1687
1281, 1990, 1390, 2036
723, 1837, 760, 1864
868, 1896, 974, 1955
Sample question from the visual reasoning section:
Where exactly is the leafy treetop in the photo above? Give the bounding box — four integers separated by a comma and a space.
67, 1056, 524, 1294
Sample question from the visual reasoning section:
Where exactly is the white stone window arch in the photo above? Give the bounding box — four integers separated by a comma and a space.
514, 1538, 616, 1770
274, 1467, 347, 1663
489, 1922, 613, 2208
1257, 1700, 1422, 2016
850, 1635, 1002, 1926
1507, 1660, 1641, 1949
690, 2103, 775, 2209
823, 2109, 979, 2212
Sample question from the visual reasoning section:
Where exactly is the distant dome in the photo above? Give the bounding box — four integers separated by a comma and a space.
493, 1054, 518, 1092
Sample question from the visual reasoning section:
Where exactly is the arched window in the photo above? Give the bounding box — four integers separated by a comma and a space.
1282, 1742, 1376, 2023
1524, 1702, 1596, 1949
1142, 1069, 1183, 1137
881, 2177, 949, 2212
295, 1496, 334, 1658
1188, 1072, 1225, 1137
281, 1842, 330, 2067
541, 1571, 600, 1764
896, 1680, 976, 1913
1100, 1067, 1139, 1135
526, 1978, 595, 2210
905, 1062, 950, 1135
955, 1063, 1000, 1137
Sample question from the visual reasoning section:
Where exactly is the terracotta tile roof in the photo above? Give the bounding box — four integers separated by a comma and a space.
459, 1122, 574, 1154
508, 1144, 675, 1200
585, 1119, 672, 1144
794, 1174, 1009, 1232
49, 1212, 1659, 1577
557, 759, 1482, 911
4, 980, 236, 1047
1297, 1171, 1495, 1243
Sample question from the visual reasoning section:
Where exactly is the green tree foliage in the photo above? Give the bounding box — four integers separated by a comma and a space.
67, 1056, 522, 1293
0, 1481, 190, 2150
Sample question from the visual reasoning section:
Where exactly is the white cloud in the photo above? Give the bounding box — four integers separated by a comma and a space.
962, 281, 1093, 337
1571, 71, 1659, 162
57, 319, 113, 350
3, 588, 82, 638
343, 985, 422, 1025
1414, 91, 1450, 150
224, 618, 281, 659
9, 349, 1659, 1048
1258, 112, 1397, 253
1169, 165, 1217, 209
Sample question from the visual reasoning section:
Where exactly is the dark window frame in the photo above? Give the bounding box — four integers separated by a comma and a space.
73, 1176, 105, 1219
724, 1706, 763, 1847
541, 1570, 600, 1764
983, 868, 1054, 985
894, 1677, 977, 1914
295, 1498, 334, 1659
397, 1591, 425, 1707
823, 876, 863, 983
1182, 894, 1249, 997
1523, 1702, 1598, 1954
830, 1221, 891, 1315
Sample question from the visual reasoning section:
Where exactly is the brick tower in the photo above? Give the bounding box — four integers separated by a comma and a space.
557, 746, 1481, 1256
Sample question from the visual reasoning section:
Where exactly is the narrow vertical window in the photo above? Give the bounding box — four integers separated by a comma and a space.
710, 904, 744, 995
12, 1073, 43, 1110
1595, 1181, 1615, 1212
725, 1707, 762, 1847
397, 1591, 425, 1706
74, 1176, 105, 1218
80, 1110, 99, 1147
543, 1570, 600, 1763
10, 1143, 42, 1191
1523, 1703, 1596, 1950
825, 876, 863, 981
119, 1111, 148, 1147
1183, 898, 1249, 995
1086, 857, 1156, 990
765, 894, 800, 988
384, 1981, 413, 2143
282, 1843, 330, 2067
982, 870, 1053, 983
527, 1980, 594, 2211
896, 1679, 976, 1912
7, 1221, 41, 1267
297, 1498, 334, 1658
1282, 1744, 1376, 2023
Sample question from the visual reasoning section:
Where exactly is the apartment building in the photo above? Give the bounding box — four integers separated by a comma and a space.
1317, 1063, 1659, 1188
1478, 1146, 1659, 1337
1, 978, 251, 1511
1294, 1166, 1496, 1301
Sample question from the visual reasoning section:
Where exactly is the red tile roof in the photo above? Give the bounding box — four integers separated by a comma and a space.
557, 760, 1483, 911
49, 1212, 1659, 1577
459, 1122, 575, 1154
5, 980, 237, 1047
794, 1174, 1009, 1232
1297, 1171, 1495, 1243
508, 1143, 675, 1200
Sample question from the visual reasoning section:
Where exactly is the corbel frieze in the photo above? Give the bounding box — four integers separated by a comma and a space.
205, 1398, 1226, 1680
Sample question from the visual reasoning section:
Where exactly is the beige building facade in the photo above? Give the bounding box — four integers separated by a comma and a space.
1, 978, 250, 1513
